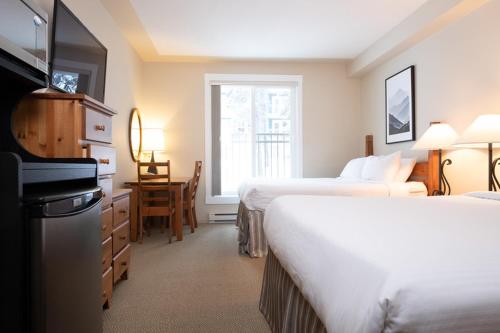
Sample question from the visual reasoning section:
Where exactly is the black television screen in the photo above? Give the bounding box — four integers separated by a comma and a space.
50, 0, 107, 102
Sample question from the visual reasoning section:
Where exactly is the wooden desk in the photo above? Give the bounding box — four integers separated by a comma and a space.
125, 177, 191, 242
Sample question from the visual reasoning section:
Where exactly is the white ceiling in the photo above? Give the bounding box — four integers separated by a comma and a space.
129, 0, 429, 60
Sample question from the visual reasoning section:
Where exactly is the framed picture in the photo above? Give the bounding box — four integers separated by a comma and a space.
385, 66, 415, 144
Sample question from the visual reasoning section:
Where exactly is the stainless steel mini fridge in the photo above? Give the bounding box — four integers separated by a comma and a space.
28, 187, 103, 333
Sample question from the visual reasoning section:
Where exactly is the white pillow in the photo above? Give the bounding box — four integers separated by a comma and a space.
394, 158, 417, 182
361, 151, 401, 182
340, 157, 367, 179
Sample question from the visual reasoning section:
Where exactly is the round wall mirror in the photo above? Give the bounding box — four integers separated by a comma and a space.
129, 108, 142, 162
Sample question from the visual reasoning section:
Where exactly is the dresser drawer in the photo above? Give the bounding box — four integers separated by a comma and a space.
102, 267, 113, 307
101, 207, 113, 240
84, 107, 112, 144
112, 221, 130, 255
113, 244, 131, 284
113, 196, 130, 227
102, 237, 112, 272
88, 145, 116, 175
99, 178, 113, 209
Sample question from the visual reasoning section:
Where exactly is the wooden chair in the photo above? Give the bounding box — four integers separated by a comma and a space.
184, 161, 202, 232
137, 161, 175, 243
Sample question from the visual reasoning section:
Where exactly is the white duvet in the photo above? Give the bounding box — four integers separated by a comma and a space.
239, 177, 427, 211
264, 195, 500, 333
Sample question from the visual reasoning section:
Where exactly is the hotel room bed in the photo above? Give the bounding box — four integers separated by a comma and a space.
260, 193, 500, 333
237, 178, 428, 257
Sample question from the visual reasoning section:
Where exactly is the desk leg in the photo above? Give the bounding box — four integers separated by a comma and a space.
175, 184, 183, 241
129, 185, 138, 242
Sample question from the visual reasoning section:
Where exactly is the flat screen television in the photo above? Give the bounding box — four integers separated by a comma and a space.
50, 0, 107, 102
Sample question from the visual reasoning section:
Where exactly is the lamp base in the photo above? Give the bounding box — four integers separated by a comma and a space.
147, 151, 158, 174
433, 149, 452, 196
488, 143, 500, 192
490, 157, 500, 192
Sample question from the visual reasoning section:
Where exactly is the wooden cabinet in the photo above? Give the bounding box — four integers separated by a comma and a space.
14, 92, 131, 310
101, 207, 113, 241
99, 190, 131, 308
112, 190, 132, 285
13, 93, 115, 159
102, 267, 113, 309
113, 196, 130, 226
102, 237, 113, 273
84, 107, 113, 143
100, 178, 113, 209
113, 244, 131, 284
112, 221, 130, 255
88, 144, 116, 176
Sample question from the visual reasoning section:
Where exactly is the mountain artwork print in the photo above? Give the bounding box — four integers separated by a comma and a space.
385, 66, 415, 144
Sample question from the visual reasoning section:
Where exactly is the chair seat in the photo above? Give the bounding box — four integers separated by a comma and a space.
142, 196, 173, 203
141, 206, 175, 216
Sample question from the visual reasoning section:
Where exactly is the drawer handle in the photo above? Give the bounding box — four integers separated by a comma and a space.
95, 125, 106, 131
119, 236, 127, 240
120, 262, 127, 266
119, 209, 127, 214
99, 159, 110, 165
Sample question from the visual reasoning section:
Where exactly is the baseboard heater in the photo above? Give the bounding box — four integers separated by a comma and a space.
208, 213, 237, 223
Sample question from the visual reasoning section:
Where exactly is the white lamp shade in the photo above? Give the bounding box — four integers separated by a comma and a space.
455, 114, 500, 148
142, 128, 165, 151
412, 123, 458, 150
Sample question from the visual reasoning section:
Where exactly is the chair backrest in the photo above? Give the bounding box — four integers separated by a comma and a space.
189, 161, 202, 201
137, 161, 173, 212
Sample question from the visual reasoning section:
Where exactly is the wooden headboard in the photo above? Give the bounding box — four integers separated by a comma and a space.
364, 135, 439, 196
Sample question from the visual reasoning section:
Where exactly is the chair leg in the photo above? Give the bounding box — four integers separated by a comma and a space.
187, 206, 195, 233
192, 206, 198, 228
167, 215, 172, 244
139, 213, 144, 244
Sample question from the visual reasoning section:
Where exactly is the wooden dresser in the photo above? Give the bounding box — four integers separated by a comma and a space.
102, 190, 131, 308
14, 92, 130, 309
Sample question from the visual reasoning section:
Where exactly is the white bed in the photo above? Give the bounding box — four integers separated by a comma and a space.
239, 177, 427, 211
262, 193, 500, 332
237, 151, 432, 257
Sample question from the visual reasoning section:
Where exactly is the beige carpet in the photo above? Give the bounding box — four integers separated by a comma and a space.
103, 224, 271, 333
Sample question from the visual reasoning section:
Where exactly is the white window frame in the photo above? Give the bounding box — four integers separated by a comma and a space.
204, 74, 303, 205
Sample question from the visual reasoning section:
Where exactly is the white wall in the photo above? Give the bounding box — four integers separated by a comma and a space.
140, 61, 361, 220
34, 0, 144, 187
27, 1, 361, 223
359, 0, 500, 194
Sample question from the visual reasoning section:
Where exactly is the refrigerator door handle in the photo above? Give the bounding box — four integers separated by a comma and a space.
39, 189, 103, 218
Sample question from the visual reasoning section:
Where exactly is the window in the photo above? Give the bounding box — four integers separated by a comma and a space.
205, 74, 303, 204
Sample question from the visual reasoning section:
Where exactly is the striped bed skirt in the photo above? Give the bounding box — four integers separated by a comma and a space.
236, 202, 268, 258
260, 248, 326, 333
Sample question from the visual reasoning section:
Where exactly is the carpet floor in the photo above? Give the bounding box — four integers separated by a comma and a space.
103, 224, 271, 333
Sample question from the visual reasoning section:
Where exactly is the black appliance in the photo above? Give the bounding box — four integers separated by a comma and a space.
0, 1, 103, 332
0, 0, 49, 75
50, 0, 107, 102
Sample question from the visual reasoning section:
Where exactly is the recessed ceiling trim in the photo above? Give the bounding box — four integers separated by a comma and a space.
102, 0, 431, 62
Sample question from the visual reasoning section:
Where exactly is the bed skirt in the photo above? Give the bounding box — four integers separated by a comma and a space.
236, 202, 268, 258
259, 248, 326, 333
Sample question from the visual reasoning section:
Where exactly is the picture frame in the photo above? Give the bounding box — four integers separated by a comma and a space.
385, 65, 415, 144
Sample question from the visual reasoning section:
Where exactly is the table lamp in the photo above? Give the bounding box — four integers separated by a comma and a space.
142, 128, 165, 174
455, 114, 500, 191
412, 122, 458, 195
